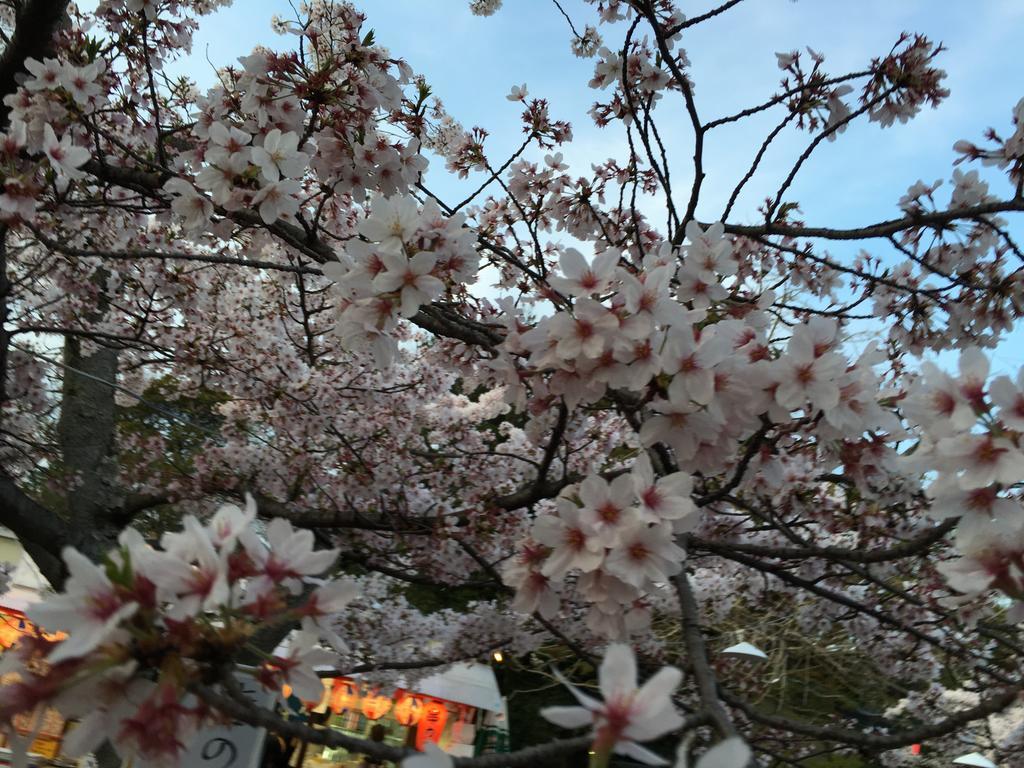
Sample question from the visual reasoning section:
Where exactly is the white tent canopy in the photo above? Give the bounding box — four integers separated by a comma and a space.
414, 663, 503, 712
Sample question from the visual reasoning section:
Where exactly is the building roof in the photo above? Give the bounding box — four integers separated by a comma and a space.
0, 526, 50, 612
414, 663, 504, 712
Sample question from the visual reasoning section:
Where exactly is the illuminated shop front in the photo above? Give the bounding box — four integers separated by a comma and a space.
292, 663, 509, 767
0, 609, 69, 762
0, 529, 74, 766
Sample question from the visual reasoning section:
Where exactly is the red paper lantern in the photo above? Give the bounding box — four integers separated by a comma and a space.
361, 691, 393, 720
415, 700, 449, 750
330, 679, 361, 713
394, 694, 424, 726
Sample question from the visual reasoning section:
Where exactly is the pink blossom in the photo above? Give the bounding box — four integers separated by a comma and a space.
542, 643, 683, 766
28, 548, 138, 664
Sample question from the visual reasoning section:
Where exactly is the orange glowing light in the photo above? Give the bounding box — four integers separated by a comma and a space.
330, 679, 361, 713
393, 694, 424, 726
361, 691, 392, 720
415, 700, 449, 750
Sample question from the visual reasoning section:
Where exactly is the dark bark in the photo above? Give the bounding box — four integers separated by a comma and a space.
57, 333, 122, 553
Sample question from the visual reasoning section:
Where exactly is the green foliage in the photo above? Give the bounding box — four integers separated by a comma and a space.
501, 659, 590, 767
117, 375, 229, 473
399, 579, 500, 614
116, 376, 230, 535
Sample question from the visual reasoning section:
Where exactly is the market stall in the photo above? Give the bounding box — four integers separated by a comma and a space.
290, 663, 510, 767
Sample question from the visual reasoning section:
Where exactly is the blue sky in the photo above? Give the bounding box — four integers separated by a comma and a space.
171, 0, 1024, 368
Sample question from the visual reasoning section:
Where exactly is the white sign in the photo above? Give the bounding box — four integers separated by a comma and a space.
184, 675, 275, 768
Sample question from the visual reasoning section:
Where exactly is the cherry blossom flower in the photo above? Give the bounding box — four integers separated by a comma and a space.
42, 124, 89, 188
661, 324, 732, 406
195, 163, 237, 205
542, 643, 684, 766
928, 484, 1021, 542
934, 434, 1024, 490
772, 322, 844, 412
206, 121, 252, 167
534, 500, 606, 577
825, 85, 854, 140
639, 400, 724, 464
251, 129, 310, 181
55, 663, 147, 759
990, 370, 1024, 430
252, 178, 302, 223
578, 474, 640, 548
938, 523, 1024, 608
506, 83, 528, 101
59, 61, 104, 107
158, 516, 230, 619
604, 524, 685, 588
469, 0, 502, 16
116, 683, 200, 767
549, 247, 619, 297
27, 548, 138, 663
164, 177, 213, 231
545, 299, 620, 361
256, 631, 334, 702
903, 355, 980, 436
572, 25, 602, 58
23, 57, 62, 91
630, 454, 698, 526
588, 48, 622, 90
298, 578, 360, 647
510, 568, 561, 618
242, 517, 339, 596
676, 263, 727, 310
775, 51, 796, 69
359, 195, 421, 250
371, 250, 445, 317
207, 494, 258, 549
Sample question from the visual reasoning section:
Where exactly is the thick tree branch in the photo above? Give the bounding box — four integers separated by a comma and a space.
690, 518, 956, 564
672, 564, 736, 738
0, 473, 67, 585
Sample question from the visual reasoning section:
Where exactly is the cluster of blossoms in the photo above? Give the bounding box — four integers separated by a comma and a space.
499, 223, 899, 471
0, 115, 90, 219
504, 221, 752, 414
955, 96, 1024, 189
156, 5, 427, 233
323, 194, 479, 365
874, 158, 1022, 355
902, 349, 1024, 616
493, 219, 942, 637
504, 455, 694, 639
175, 121, 312, 226
468, 0, 502, 17
0, 497, 358, 767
